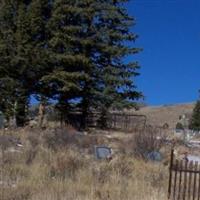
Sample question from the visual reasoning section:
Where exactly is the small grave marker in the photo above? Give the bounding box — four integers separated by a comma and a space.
147, 151, 162, 161
94, 146, 112, 160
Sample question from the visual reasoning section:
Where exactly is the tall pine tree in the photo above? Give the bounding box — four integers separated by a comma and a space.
0, 0, 20, 125
95, 0, 142, 109
37, 0, 142, 128
189, 95, 200, 131
0, 0, 142, 128
78, 0, 142, 127
43, 0, 97, 126
0, 0, 51, 126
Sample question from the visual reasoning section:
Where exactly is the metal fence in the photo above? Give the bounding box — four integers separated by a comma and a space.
65, 112, 147, 132
168, 149, 200, 200
107, 113, 147, 132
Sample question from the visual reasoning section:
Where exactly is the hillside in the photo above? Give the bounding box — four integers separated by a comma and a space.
134, 103, 195, 129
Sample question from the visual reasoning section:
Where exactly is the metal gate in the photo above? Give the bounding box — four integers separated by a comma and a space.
168, 149, 200, 200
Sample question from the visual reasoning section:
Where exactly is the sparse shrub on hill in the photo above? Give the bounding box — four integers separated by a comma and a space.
50, 150, 86, 179
163, 123, 169, 129
41, 127, 108, 152
42, 128, 76, 150
133, 126, 166, 159
176, 122, 184, 130
189, 99, 200, 131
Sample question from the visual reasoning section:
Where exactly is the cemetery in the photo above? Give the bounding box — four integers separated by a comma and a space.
0, 108, 200, 200
0, 0, 199, 199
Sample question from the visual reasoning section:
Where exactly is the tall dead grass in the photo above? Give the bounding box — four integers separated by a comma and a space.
0, 128, 169, 200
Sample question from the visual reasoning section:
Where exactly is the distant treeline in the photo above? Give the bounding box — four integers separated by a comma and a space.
0, 0, 142, 128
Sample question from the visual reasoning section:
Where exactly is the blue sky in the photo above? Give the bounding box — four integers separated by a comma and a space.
127, 0, 200, 105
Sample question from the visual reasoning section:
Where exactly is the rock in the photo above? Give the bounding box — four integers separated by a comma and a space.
29, 120, 38, 128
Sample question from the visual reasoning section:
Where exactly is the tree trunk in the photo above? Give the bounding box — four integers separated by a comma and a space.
16, 98, 28, 127
38, 102, 46, 128
81, 97, 89, 130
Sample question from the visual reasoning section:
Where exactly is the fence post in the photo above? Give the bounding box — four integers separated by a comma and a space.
198, 165, 200, 200
168, 149, 174, 199
178, 160, 183, 200
183, 160, 188, 200
193, 162, 198, 200
173, 160, 178, 199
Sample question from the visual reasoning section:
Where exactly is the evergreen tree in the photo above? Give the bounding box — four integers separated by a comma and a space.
189, 99, 200, 131
0, 0, 38, 126
89, 0, 142, 126
0, 0, 51, 126
0, 0, 20, 125
27, 0, 52, 127
14, 1, 32, 126
0, 0, 142, 128
98, 0, 141, 105
176, 122, 184, 130
44, 0, 97, 127
0, 77, 18, 124
37, 0, 142, 128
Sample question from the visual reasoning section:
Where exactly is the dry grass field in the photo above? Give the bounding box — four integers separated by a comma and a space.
0, 127, 169, 200
134, 103, 195, 128
1, 103, 196, 200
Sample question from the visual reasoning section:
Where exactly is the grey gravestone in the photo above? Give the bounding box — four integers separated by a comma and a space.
94, 146, 112, 159
147, 151, 162, 162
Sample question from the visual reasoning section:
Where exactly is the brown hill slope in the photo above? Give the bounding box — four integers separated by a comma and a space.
133, 103, 195, 129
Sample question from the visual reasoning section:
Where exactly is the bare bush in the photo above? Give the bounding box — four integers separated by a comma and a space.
49, 150, 87, 179
42, 128, 108, 153
0, 135, 21, 151
1, 186, 32, 200
42, 128, 77, 150
133, 125, 167, 159
111, 155, 135, 178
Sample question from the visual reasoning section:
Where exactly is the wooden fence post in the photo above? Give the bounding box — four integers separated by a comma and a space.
168, 149, 174, 199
